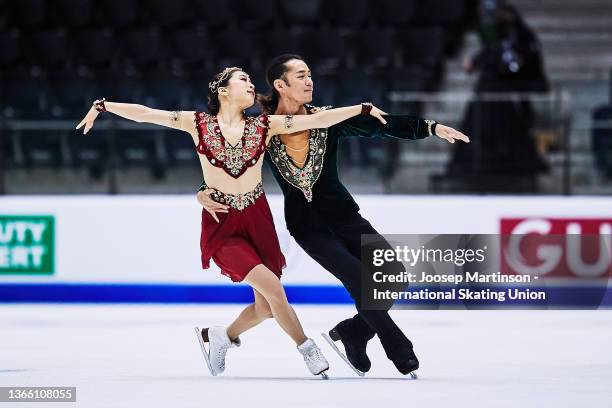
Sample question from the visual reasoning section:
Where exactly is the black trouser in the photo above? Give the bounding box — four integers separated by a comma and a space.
292, 213, 411, 347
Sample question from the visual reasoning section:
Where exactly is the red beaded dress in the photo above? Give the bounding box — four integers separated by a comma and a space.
194, 111, 286, 282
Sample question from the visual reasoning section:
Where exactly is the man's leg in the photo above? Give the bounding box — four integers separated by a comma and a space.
330, 214, 419, 375
294, 225, 416, 373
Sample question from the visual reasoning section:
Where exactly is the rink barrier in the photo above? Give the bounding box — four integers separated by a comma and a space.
2, 195, 612, 286
0, 283, 610, 307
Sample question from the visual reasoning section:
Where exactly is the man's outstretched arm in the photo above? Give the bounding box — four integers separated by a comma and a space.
332, 114, 469, 144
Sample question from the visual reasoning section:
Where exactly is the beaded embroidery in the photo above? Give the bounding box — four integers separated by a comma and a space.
208, 181, 264, 211
267, 106, 331, 202
424, 119, 437, 136
194, 112, 268, 178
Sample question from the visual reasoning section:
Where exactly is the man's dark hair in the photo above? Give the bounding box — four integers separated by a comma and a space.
257, 54, 304, 114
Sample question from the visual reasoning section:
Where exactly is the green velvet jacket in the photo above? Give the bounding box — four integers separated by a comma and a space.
199, 105, 436, 236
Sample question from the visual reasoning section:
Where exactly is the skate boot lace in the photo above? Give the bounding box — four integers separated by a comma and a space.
305, 345, 325, 366
216, 344, 230, 371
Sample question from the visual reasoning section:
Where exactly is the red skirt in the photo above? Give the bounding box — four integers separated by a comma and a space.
200, 192, 286, 282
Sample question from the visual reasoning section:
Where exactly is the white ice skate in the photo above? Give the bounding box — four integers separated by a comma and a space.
194, 326, 240, 376
297, 338, 330, 379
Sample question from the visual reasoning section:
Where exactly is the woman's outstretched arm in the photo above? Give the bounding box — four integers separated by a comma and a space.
76, 99, 196, 135
266, 103, 387, 138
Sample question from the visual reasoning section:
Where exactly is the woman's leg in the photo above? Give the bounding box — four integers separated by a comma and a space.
244, 264, 307, 345
226, 289, 273, 340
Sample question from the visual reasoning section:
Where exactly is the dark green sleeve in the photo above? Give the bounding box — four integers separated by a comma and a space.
331, 114, 437, 140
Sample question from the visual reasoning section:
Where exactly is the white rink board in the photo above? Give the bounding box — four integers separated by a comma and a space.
0, 195, 611, 285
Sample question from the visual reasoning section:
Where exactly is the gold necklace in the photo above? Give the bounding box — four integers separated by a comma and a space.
291, 154, 307, 166
285, 142, 309, 152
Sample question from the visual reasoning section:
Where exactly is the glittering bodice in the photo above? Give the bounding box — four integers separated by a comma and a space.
195, 112, 269, 178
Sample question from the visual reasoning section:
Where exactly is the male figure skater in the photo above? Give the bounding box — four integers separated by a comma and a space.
198, 55, 469, 376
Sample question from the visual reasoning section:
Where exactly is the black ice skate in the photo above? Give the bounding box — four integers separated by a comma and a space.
321, 324, 371, 377
385, 341, 419, 379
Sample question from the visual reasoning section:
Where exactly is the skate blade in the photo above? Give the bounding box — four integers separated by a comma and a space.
320, 370, 329, 380
194, 326, 217, 376
321, 333, 365, 377
409, 371, 418, 380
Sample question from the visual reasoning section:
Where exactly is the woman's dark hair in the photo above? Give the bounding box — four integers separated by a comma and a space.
257, 54, 304, 114
207, 67, 243, 115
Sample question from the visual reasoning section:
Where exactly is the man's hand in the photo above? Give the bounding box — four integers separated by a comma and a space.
435, 124, 470, 144
196, 189, 229, 223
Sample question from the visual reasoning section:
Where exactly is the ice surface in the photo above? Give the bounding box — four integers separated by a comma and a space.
1, 305, 611, 408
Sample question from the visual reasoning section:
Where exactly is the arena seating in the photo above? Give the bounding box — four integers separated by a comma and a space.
0, 0, 473, 177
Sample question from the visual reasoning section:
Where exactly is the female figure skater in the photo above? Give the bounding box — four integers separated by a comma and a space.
76, 67, 388, 378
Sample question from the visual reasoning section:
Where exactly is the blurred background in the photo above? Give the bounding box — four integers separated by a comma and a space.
1, 0, 611, 195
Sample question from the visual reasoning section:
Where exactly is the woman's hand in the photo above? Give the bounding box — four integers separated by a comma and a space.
368, 104, 388, 125
435, 124, 470, 144
197, 189, 229, 223
75, 105, 100, 135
